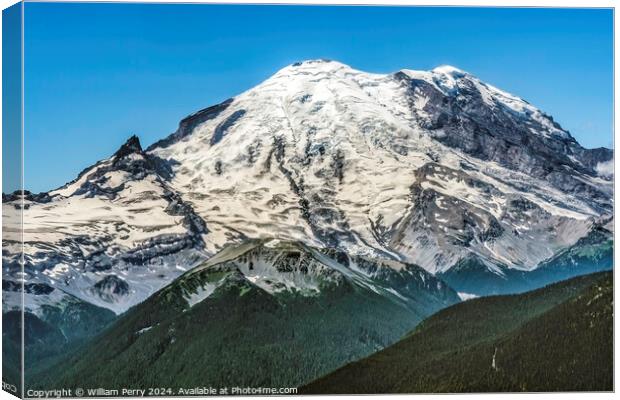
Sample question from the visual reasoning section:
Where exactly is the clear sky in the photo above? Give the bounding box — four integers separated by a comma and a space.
17, 3, 613, 193
2, 2, 21, 194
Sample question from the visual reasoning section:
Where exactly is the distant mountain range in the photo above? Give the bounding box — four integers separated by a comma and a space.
2, 59, 613, 394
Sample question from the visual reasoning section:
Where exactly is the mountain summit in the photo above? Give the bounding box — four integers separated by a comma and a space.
113, 134, 143, 159
3, 60, 613, 312
149, 59, 612, 267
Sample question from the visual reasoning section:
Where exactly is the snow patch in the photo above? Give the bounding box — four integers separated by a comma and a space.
458, 292, 479, 301
137, 326, 153, 335
596, 159, 614, 178
185, 282, 219, 308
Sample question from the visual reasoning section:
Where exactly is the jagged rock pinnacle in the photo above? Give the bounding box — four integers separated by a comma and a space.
114, 135, 143, 159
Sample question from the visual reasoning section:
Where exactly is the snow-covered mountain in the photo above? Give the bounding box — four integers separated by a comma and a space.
3, 59, 613, 313
173, 239, 458, 311
2, 137, 207, 313
150, 60, 612, 267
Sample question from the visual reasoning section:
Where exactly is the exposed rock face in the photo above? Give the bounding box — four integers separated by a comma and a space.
91, 275, 130, 303
3, 59, 613, 312
395, 68, 612, 212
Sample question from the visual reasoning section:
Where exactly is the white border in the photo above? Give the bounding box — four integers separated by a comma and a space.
0, 1, 616, 400
6, 0, 618, 6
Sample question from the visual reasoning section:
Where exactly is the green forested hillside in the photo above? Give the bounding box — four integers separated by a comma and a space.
33, 282, 430, 390
303, 271, 613, 393
31, 242, 459, 391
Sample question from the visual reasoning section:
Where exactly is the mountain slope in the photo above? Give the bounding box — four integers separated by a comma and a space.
2, 280, 116, 382
302, 271, 613, 393
438, 224, 613, 296
33, 240, 459, 390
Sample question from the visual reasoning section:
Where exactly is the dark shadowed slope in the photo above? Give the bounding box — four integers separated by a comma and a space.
303, 271, 613, 393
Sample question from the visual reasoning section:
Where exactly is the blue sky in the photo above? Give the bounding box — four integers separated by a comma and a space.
17, 4, 614, 193
2, 2, 21, 194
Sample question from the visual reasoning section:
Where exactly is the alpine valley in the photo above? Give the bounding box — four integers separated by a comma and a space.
3, 60, 613, 393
